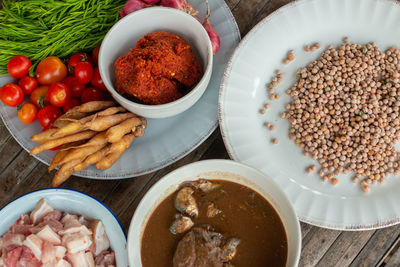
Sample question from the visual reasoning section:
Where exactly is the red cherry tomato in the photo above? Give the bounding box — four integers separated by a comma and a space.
36, 56, 67, 85
0, 83, 24, 107
17, 103, 37, 124
81, 87, 105, 103
62, 76, 85, 98
75, 61, 93, 85
7, 56, 32, 79
68, 52, 92, 74
42, 125, 61, 150
37, 105, 62, 128
18, 76, 38, 95
63, 99, 81, 113
30, 86, 50, 109
47, 82, 71, 107
92, 45, 100, 66
90, 68, 106, 90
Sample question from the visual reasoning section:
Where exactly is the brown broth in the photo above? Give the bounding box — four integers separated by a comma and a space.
141, 180, 288, 267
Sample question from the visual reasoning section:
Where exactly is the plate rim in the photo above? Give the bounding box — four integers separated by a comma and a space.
0, 0, 241, 180
218, 0, 400, 230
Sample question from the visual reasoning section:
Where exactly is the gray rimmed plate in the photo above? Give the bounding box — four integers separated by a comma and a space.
0, 0, 240, 179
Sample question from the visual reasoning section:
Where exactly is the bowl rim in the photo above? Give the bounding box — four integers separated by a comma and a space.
127, 159, 301, 266
98, 6, 214, 110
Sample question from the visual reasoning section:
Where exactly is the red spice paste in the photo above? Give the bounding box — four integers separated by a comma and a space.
114, 31, 202, 105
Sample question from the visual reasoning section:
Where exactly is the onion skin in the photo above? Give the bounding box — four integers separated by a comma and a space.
159, 0, 198, 16
119, 0, 149, 17
142, 0, 160, 4
203, 19, 220, 55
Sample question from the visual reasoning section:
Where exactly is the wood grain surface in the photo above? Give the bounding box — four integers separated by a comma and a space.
1, 0, 400, 266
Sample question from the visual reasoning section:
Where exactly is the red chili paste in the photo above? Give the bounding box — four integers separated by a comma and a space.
114, 31, 202, 105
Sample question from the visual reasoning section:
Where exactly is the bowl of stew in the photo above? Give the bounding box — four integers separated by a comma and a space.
99, 7, 213, 119
127, 159, 301, 267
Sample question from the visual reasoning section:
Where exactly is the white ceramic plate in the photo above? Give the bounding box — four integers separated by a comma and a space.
0, 0, 240, 179
0, 189, 128, 266
219, 0, 400, 230
127, 160, 301, 267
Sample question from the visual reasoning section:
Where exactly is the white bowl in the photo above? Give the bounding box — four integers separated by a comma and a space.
99, 7, 213, 119
127, 159, 301, 267
0, 189, 128, 266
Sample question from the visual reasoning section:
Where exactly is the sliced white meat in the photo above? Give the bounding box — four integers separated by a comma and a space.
94, 251, 115, 266
62, 217, 81, 231
85, 252, 95, 267
43, 210, 62, 222
30, 219, 63, 235
67, 251, 92, 267
8, 215, 33, 236
78, 216, 89, 227
4, 246, 22, 267
0, 257, 4, 266
22, 234, 43, 260
59, 225, 92, 236
2, 233, 24, 255
8, 224, 33, 236
17, 215, 31, 225
41, 241, 56, 264
41, 260, 56, 267
61, 214, 78, 225
36, 225, 61, 244
30, 199, 54, 224
55, 259, 72, 267
90, 221, 110, 256
17, 246, 41, 267
62, 233, 92, 253
54, 246, 67, 259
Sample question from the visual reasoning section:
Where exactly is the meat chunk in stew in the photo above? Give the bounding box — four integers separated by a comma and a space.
169, 214, 194, 235
175, 187, 198, 217
173, 227, 239, 267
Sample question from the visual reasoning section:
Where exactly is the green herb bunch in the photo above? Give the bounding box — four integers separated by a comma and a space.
0, 0, 125, 75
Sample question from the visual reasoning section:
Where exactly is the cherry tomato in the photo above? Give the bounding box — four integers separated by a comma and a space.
63, 76, 85, 98
75, 61, 93, 85
36, 56, 67, 85
81, 87, 105, 103
37, 105, 62, 128
30, 86, 50, 109
17, 103, 37, 123
18, 76, 38, 95
0, 83, 24, 107
68, 52, 92, 74
7, 56, 32, 79
90, 68, 106, 90
42, 125, 60, 150
63, 99, 81, 113
47, 82, 71, 107
92, 45, 100, 66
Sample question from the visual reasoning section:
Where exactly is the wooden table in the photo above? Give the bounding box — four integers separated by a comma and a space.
1, 0, 400, 266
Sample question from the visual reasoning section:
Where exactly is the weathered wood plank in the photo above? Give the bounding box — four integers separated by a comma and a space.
316, 231, 375, 267
300, 222, 314, 240
386, 240, 400, 267
349, 225, 400, 267
0, 138, 23, 175
225, 0, 242, 10
231, 0, 271, 35
0, 150, 39, 201
299, 227, 341, 267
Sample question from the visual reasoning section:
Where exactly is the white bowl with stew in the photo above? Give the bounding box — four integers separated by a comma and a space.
99, 7, 213, 119
127, 159, 301, 267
